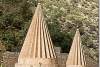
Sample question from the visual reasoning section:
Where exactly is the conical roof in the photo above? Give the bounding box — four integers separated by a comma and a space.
16, 3, 57, 66
66, 29, 86, 67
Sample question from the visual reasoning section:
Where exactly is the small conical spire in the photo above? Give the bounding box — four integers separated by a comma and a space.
77, 28, 79, 31
15, 3, 57, 67
66, 29, 86, 67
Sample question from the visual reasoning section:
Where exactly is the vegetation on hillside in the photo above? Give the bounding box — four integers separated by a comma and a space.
0, 0, 99, 62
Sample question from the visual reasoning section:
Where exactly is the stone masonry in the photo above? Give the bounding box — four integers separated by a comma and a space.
2, 47, 98, 67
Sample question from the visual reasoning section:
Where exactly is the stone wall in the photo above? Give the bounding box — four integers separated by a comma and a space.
54, 47, 68, 67
2, 47, 98, 67
3, 52, 19, 67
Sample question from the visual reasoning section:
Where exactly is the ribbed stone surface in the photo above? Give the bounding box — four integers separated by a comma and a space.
15, 3, 57, 67
66, 29, 86, 67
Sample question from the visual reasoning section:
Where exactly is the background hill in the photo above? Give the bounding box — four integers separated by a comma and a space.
0, 0, 99, 63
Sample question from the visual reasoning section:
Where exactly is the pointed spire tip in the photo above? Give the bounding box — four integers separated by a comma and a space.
38, 3, 41, 5
77, 29, 79, 31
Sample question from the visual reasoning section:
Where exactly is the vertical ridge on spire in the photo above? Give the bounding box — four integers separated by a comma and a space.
66, 29, 86, 67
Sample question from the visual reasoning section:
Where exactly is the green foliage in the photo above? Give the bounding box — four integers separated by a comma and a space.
0, 0, 22, 4
0, 0, 35, 51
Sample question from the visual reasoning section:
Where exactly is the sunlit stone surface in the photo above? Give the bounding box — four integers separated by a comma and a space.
66, 29, 86, 67
15, 3, 58, 67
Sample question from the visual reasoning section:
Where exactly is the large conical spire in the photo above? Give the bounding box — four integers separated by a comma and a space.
66, 29, 86, 67
15, 3, 57, 67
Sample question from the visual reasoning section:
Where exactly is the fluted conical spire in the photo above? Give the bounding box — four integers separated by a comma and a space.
66, 29, 86, 67
15, 3, 57, 67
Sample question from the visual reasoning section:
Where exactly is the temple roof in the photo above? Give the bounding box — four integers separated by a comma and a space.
18, 3, 56, 64
66, 29, 86, 67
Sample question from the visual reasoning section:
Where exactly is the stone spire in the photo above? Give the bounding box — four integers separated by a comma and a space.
15, 3, 57, 67
66, 29, 86, 67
